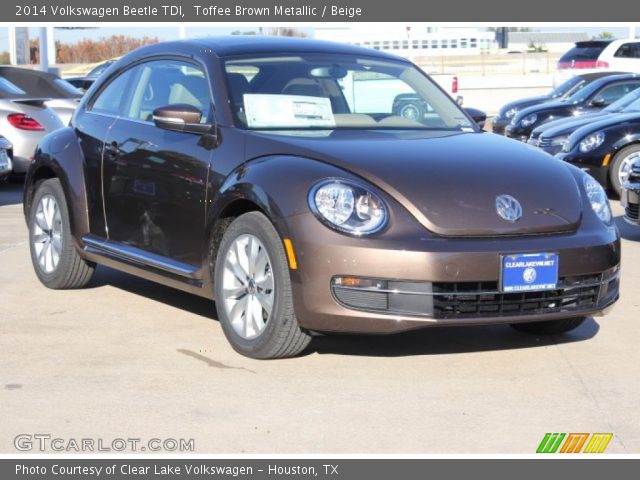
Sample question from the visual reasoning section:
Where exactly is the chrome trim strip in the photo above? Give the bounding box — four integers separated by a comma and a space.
152, 115, 186, 124
82, 235, 199, 278
332, 273, 617, 297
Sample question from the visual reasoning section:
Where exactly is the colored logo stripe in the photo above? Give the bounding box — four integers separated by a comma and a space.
583, 433, 613, 454
537, 433, 613, 453
537, 433, 566, 453
560, 433, 589, 453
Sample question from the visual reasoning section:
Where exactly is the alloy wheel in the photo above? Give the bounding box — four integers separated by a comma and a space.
618, 152, 640, 187
221, 234, 274, 339
32, 194, 63, 274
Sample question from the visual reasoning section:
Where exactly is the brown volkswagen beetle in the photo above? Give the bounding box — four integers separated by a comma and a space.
23, 37, 620, 359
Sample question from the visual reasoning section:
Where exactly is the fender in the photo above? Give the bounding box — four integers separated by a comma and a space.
612, 133, 640, 152
207, 154, 365, 239
24, 128, 91, 246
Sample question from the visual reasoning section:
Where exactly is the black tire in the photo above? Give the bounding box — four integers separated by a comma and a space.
28, 178, 95, 289
213, 212, 311, 359
398, 102, 425, 121
610, 145, 640, 196
510, 317, 586, 335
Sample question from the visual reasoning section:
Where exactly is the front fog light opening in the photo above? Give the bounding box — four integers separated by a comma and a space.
309, 179, 388, 235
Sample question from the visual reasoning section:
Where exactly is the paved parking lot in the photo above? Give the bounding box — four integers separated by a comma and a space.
1, 181, 640, 454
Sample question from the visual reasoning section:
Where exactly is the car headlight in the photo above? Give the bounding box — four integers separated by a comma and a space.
521, 113, 538, 127
504, 108, 518, 119
583, 175, 612, 225
579, 132, 605, 153
309, 180, 388, 235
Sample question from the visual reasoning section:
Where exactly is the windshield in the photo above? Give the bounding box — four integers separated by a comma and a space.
549, 76, 584, 99
54, 78, 83, 96
223, 54, 475, 131
622, 96, 640, 113
559, 43, 609, 63
564, 79, 609, 104
605, 89, 640, 112
87, 61, 113, 78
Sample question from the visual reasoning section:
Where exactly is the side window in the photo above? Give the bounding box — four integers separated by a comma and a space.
615, 44, 632, 58
615, 43, 640, 58
596, 82, 640, 104
124, 59, 211, 123
90, 68, 137, 115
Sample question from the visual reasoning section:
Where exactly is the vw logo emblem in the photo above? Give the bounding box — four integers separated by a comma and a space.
523, 267, 537, 284
495, 195, 523, 222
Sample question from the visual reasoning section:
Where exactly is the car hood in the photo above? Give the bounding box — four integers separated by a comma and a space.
245, 129, 583, 236
499, 95, 551, 116
512, 100, 578, 123
536, 111, 611, 138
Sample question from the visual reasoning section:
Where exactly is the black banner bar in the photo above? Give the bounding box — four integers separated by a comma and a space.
5, 0, 640, 22
2, 459, 639, 480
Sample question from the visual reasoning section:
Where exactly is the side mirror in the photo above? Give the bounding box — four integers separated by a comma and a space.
590, 96, 609, 107
152, 103, 214, 135
465, 107, 487, 129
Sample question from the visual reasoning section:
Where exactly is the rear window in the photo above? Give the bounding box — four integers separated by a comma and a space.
559, 42, 610, 64
0, 77, 26, 96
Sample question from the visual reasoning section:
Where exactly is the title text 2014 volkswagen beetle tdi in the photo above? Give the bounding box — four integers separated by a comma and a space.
23, 37, 620, 359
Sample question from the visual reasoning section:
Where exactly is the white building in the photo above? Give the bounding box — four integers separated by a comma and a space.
314, 26, 496, 56
506, 31, 590, 53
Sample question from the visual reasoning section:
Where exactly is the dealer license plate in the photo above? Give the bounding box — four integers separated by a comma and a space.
501, 253, 559, 292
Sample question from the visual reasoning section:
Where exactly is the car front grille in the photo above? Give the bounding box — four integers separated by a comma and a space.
432, 278, 600, 319
626, 202, 639, 221
538, 137, 551, 148
331, 269, 619, 320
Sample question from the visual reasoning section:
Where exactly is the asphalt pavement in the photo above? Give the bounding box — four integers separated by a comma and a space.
1, 182, 639, 454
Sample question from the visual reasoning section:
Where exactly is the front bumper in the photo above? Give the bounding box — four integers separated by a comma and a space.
555, 151, 609, 188
286, 213, 620, 334
504, 125, 531, 142
492, 118, 509, 135
0, 152, 11, 179
622, 183, 640, 225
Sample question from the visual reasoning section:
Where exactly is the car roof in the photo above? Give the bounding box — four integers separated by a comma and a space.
577, 71, 627, 81
586, 72, 640, 87
605, 38, 640, 47
0, 66, 82, 99
127, 36, 408, 62
574, 40, 614, 47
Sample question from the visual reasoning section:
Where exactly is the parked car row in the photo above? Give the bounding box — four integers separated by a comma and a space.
494, 70, 640, 197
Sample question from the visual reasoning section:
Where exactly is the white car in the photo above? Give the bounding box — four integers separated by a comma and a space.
558, 39, 640, 73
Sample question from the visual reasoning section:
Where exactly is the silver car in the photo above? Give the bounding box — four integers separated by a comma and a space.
0, 76, 64, 174
0, 67, 82, 125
